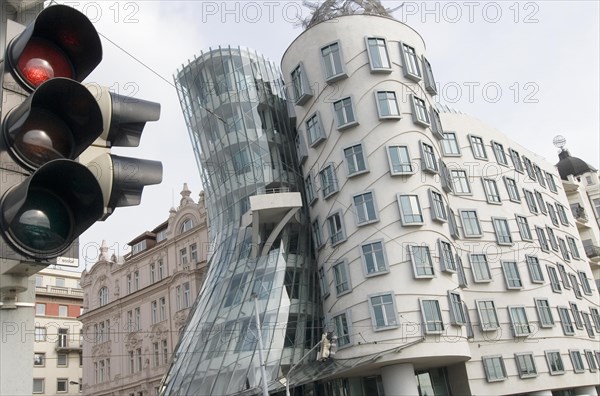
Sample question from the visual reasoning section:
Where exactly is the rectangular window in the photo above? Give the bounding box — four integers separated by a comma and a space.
422, 56, 437, 94
451, 170, 471, 194
536, 227, 550, 252
482, 356, 507, 382
333, 312, 351, 347
295, 132, 308, 164
370, 293, 398, 329
483, 178, 501, 204
546, 265, 562, 293
290, 63, 312, 105
327, 211, 346, 246
428, 189, 447, 222
515, 353, 537, 378
534, 164, 546, 188
558, 238, 571, 262
439, 240, 456, 272
34, 353, 45, 367
509, 306, 531, 336
535, 191, 547, 214
477, 300, 500, 330
570, 302, 583, 329
578, 271, 592, 295
420, 299, 444, 333
366, 37, 391, 71
344, 143, 367, 176
558, 307, 575, 335
361, 241, 388, 276
398, 194, 424, 225
515, 215, 533, 241
129, 351, 135, 374
153, 342, 160, 367
492, 141, 508, 165
150, 263, 156, 284
56, 352, 68, 367
546, 227, 558, 251
400, 43, 421, 80
353, 191, 378, 225
503, 177, 520, 202
448, 291, 466, 325
127, 274, 132, 293
570, 350, 586, 373
502, 261, 522, 289
569, 273, 582, 299
409, 245, 434, 278
526, 255, 544, 283
590, 308, 600, 332
411, 95, 429, 125
180, 248, 188, 266
36, 303, 46, 316
523, 156, 536, 180
162, 340, 168, 364
420, 142, 438, 173
33, 378, 44, 394
321, 42, 346, 82
548, 203, 559, 226
190, 243, 198, 263
57, 378, 68, 393
535, 298, 554, 327
158, 260, 165, 280
333, 261, 351, 296
305, 172, 316, 205
318, 267, 329, 298
376, 91, 401, 119
581, 314, 595, 337
585, 350, 598, 372
523, 189, 538, 214
469, 135, 487, 159
459, 210, 482, 237
546, 171, 558, 192
306, 112, 325, 147
509, 148, 524, 172
311, 218, 323, 250
320, 164, 338, 198
35, 327, 46, 342
567, 237, 581, 259
151, 300, 158, 324
470, 254, 492, 282
387, 145, 413, 175
159, 297, 166, 321
493, 218, 513, 245
333, 97, 357, 129
441, 132, 460, 156
134, 307, 140, 330
545, 350, 565, 375
429, 106, 443, 139
556, 203, 570, 225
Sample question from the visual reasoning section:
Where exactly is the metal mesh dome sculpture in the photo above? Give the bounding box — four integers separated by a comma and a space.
302, 0, 398, 28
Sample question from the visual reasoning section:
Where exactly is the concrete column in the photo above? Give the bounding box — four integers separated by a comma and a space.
528, 391, 553, 396
381, 363, 419, 396
574, 385, 599, 396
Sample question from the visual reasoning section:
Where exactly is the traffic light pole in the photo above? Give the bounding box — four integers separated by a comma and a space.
0, 260, 36, 396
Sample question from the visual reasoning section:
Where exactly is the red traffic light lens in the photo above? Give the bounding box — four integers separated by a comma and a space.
17, 37, 74, 87
10, 108, 75, 169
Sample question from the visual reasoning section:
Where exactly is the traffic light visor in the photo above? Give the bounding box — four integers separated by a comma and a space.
6, 4, 102, 90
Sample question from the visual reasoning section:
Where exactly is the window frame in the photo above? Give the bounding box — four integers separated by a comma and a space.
422, 56, 437, 94
476, 299, 500, 331
409, 245, 435, 278
451, 169, 472, 195
584, 350, 598, 372
459, 209, 482, 237
397, 194, 424, 225
468, 135, 487, 160
545, 350, 565, 375
361, 240, 389, 277
515, 352, 538, 378
569, 350, 586, 373
441, 132, 461, 156
305, 171, 317, 205
546, 265, 562, 293
410, 94, 430, 126
503, 176, 520, 202
290, 62, 313, 105
491, 141, 508, 166
534, 298, 555, 328
515, 215, 533, 241
557, 306, 575, 335
419, 141, 438, 173
509, 148, 524, 173
352, 190, 379, 226
332, 310, 352, 348
311, 218, 324, 250
343, 142, 368, 177
332, 259, 352, 297
320, 41, 347, 83
400, 42, 422, 81
326, 210, 346, 247
523, 189, 538, 214
419, 298, 444, 334
438, 239, 457, 273
387, 145, 414, 175
332, 96, 358, 130
482, 355, 507, 382
319, 163, 339, 199
501, 260, 522, 289
508, 306, 532, 337
428, 189, 447, 222
305, 111, 326, 147
492, 217, 513, 245
366, 36, 392, 72
470, 253, 492, 283
368, 291, 399, 330
526, 255, 544, 283
375, 90, 401, 120
482, 178, 502, 204
448, 291, 466, 325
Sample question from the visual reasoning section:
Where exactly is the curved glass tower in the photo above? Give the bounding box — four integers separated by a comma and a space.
162, 47, 320, 395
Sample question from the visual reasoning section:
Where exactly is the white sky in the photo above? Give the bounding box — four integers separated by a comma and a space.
46, 1, 598, 269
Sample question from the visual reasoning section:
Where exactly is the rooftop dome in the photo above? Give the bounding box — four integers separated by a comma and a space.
556, 149, 597, 180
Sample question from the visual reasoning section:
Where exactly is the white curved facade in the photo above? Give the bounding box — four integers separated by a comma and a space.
282, 14, 600, 396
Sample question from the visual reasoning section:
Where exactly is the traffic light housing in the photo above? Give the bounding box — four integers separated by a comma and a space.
1, 5, 162, 266
317, 332, 337, 361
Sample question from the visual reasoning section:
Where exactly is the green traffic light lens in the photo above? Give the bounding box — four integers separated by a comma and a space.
9, 189, 72, 253
10, 108, 75, 168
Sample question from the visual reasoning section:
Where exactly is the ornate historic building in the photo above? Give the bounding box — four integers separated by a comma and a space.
79, 185, 209, 396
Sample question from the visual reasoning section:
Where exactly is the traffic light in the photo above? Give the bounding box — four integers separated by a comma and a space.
317, 332, 336, 361
1, 5, 162, 265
